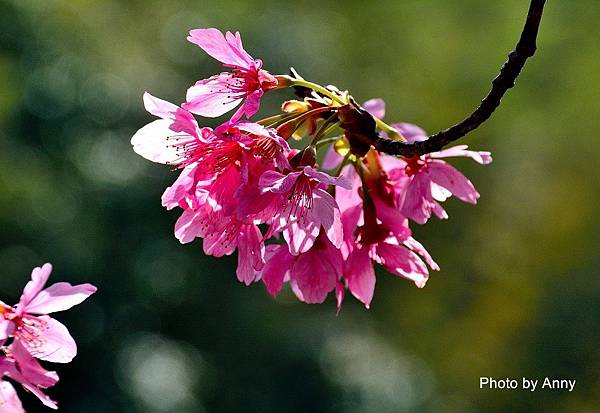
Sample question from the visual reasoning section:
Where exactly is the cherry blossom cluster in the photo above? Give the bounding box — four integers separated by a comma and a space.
131, 28, 492, 310
0, 264, 96, 411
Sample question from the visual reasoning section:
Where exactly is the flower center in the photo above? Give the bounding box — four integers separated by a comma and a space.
194, 141, 243, 175
288, 175, 314, 217
252, 135, 280, 160
15, 316, 48, 355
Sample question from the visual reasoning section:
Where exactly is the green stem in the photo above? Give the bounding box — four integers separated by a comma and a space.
289, 79, 345, 105
257, 113, 297, 127
315, 135, 341, 150
310, 114, 339, 146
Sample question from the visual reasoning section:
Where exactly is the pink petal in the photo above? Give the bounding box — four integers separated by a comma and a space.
261, 245, 294, 297
0, 319, 14, 341
188, 28, 253, 68
161, 164, 200, 210
10, 340, 59, 388
312, 189, 343, 249
303, 166, 351, 189
282, 219, 320, 256
19, 316, 77, 363
401, 174, 432, 224
170, 108, 202, 138
183, 73, 244, 118
335, 280, 345, 314
236, 224, 264, 285
403, 237, 440, 271
391, 122, 428, 143
1, 359, 58, 410
225, 31, 256, 67
345, 247, 376, 308
143, 92, 178, 118
431, 200, 448, 220
290, 240, 340, 304
131, 119, 186, 164
340, 205, 362, 245
375, 243, 429, 288
174, 209, 205, 244
0, 381, 25, 413
322, 145, 343, 170
427, 161, 480, 204
362, 98, 385, 119
17, 263, 52, 315
207, 166, 241, 216
202, 218, 238, 257
378, 153, 407, 173
230, 89, 263, 122
24, 282, 97, 315
373, 197, 411, 241
335, 165, 363, 214
236, 122, 271, 137
259, 170, 300, 193
235, 162, 281, 221
429, 145, 493, 165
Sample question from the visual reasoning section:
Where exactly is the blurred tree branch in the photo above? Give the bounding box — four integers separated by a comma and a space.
373, 0, 546, 157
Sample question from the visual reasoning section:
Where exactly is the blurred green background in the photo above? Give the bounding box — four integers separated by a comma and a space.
1, 0, 599, 412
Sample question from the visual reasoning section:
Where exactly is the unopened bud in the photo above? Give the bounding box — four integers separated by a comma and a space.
282, 100, 310, 114
274, 75, 293, 89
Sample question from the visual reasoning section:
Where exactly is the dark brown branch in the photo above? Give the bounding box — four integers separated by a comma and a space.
373, 0, 546, 157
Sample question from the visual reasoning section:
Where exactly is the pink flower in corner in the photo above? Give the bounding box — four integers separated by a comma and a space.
1, 340, 59, 410
0, 263, 96, 363
183, 28, 279, 122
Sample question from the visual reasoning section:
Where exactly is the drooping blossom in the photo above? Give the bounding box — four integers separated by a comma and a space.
183, 28, 278, 121
261, 233, 343, 304
332, 98, 492, 225
391, 122, 493, 224
335, 153, 438, 308
0, 263, 96, 363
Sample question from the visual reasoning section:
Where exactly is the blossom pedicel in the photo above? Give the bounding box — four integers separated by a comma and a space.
131, 28, 492, 310
0, 263, 97, 411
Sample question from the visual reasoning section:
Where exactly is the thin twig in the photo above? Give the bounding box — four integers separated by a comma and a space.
373, 0, 546, 157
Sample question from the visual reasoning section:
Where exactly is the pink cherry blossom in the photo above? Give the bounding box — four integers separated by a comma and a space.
261, 234, 343, 304
0, 263, 96, 363
1, 340, 59, 409
391, 123, 492, 224
165, 125, 290, 237
131, 93, 211, 167
335, 161, 438, 308
183, 28, 278, 122
259, 165, 351, 255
